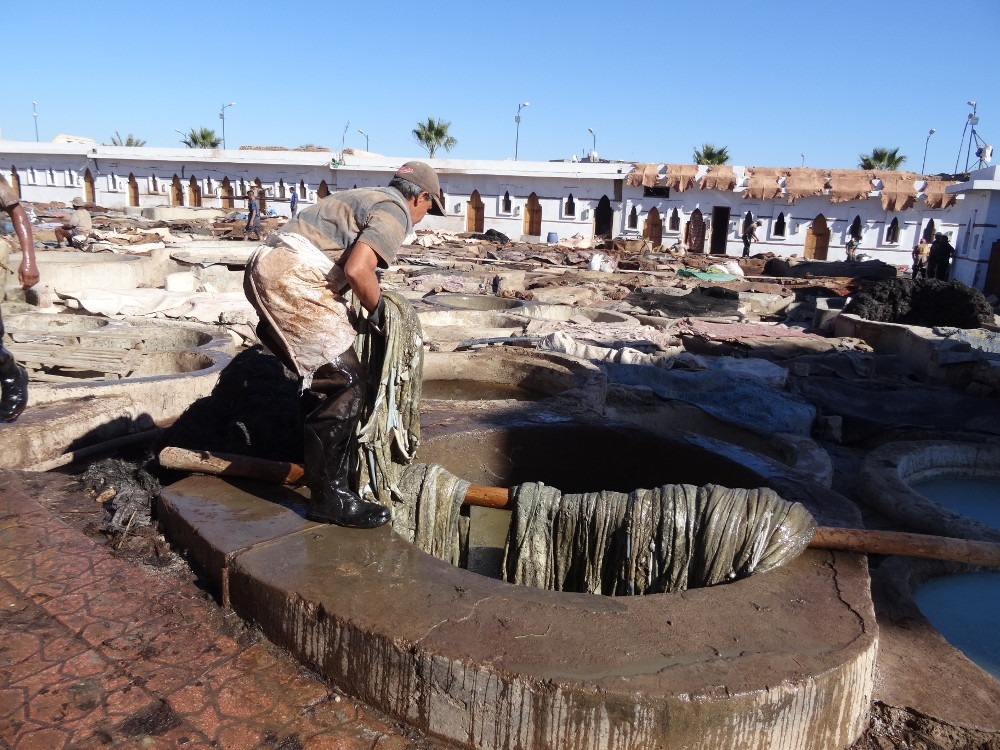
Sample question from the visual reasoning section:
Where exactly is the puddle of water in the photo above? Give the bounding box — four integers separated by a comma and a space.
910, 477, 1000, 529
422, 380, 540, 401
913, 572, 1000, 679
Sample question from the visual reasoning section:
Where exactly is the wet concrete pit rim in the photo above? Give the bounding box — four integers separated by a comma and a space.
156, 414, 876, 748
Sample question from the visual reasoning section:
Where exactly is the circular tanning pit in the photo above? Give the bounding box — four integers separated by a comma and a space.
425, 293, 527, 311
3, 313, 110, 334
228, 420, 877, 750
1, 313, 234, 470
514, 304, 637, 325
421, 348, 604, 407
861, 441, 1000, 543
4, 314, 230, 383
418, 308, 529, 349
410, 421, 831, 597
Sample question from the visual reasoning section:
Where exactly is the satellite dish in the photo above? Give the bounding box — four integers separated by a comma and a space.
976, 145, 993, 163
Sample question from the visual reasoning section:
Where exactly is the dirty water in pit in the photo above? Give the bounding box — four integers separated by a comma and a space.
913, 572, 1000, 679
421, 379, 540, 401
910, 477, 1000, 530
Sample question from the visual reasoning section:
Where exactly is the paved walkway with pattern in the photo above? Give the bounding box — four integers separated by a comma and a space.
0, 470, 448, 750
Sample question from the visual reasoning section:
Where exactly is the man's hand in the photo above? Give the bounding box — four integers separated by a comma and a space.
368, 296, 387, 337
18, 258, 39, 289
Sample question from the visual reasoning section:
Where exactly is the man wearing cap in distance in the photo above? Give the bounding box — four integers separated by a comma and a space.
243, 161, 445, 528
54, 198, 92, 249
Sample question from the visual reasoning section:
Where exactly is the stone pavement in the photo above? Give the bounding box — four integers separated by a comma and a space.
0, 470, 448, 750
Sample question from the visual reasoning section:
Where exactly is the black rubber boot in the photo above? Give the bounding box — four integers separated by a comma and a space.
0, 359, 28, 423
302, 353, 389, 529
0, 315, 28, 424
303, 418, 390, 528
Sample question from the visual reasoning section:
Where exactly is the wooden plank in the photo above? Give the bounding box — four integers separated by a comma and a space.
12, 329, 168, 346
7, 342, 140, 377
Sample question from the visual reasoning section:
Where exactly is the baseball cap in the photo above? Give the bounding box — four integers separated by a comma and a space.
394, 161, 445, 216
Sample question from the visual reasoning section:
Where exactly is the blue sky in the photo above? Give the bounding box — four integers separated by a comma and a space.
3, 0, 998, 173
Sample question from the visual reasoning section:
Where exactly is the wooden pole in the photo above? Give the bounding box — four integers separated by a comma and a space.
158, 446, 305, 485
464, 484, 512, 509
156, 447, 1000, 567
809, 526, 1000, 568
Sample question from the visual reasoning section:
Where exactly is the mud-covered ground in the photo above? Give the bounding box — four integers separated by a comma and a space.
844, 278, 995, 329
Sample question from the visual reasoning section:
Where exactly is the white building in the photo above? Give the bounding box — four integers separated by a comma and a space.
2, 139, 999, 294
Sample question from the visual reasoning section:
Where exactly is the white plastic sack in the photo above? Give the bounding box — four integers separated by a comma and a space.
589, 252, 617, 272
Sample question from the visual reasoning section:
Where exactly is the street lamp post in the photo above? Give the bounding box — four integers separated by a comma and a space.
955, 100, 977, 174
921, 128, 936, 174
514, 102, 529, 160
587, 127, 596, 160
219, 102, 236, 149
32, 101, 39, 142
357, 129, 368, 151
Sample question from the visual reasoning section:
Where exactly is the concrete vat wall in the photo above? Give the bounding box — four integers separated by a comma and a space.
859, 440, 1000, 544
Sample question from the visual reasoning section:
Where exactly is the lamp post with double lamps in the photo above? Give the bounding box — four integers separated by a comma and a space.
587, 127, 596, 160
955, 100, 977, 173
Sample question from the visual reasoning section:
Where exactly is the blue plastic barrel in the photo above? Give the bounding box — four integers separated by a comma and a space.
546, 232, 558, 243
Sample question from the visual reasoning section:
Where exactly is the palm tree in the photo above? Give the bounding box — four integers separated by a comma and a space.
180, 127, 222, 149
858, 147, 906, 170
106, 132, 146, 147
693, 143, 730, 165
412, 118, 457, 158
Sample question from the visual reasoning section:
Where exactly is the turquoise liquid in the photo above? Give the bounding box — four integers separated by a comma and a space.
910, 477, 1000, 529
914, 572, 1000, 679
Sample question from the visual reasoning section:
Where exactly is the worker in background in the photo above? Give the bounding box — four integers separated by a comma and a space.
243, 188, 261, 241
243, 162, 444, 528
845, 234, 861, 262
912, 236, 930, 279
927, 232, 955, 280
53, 197, 92, 249
0, 173, 40, 422
742, 220, 762, 257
